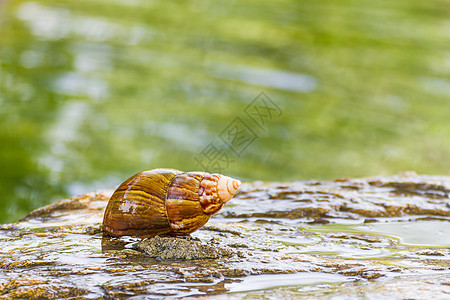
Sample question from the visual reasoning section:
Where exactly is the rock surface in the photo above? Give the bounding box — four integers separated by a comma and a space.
134, 236, 235, 260
0, 173, 449, 299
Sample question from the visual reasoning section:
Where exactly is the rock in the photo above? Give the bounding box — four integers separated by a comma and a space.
0, 174, 449, 299
134, 236, 234, 260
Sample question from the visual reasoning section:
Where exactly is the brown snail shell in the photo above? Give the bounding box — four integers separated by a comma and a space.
102, 168, 241, 238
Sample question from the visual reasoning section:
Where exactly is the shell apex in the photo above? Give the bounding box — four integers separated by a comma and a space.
216, 175, 241, 203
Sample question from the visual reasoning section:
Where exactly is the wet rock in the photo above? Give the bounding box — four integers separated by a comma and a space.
19, 192, 110, 221
134, 236, 234, 260
0, 173, 448, 298
226, 173, 449, 221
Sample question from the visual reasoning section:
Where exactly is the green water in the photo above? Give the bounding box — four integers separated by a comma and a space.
0, 0, 449, 223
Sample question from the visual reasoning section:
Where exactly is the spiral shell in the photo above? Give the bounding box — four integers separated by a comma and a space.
102, 168, 240, 238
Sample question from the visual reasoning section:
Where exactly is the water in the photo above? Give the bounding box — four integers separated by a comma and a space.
1, 0, 450, 223
225, 272, 348, 293
358, 221, 450, 247
306, 220, 450, 248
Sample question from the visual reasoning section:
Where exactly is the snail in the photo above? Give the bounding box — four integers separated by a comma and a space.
102, 168, 241, 238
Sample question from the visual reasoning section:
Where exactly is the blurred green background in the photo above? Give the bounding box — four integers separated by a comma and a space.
0, 0, 449, 223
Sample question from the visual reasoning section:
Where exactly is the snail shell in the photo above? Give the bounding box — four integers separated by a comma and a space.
102, 168, 241, 238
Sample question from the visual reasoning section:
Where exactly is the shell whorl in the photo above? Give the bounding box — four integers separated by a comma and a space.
199, 174, 241, 215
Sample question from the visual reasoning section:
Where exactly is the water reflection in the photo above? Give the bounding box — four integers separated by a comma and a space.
1, 0, 449, 222
212, 64, 318, 92
17, 2, 128, 42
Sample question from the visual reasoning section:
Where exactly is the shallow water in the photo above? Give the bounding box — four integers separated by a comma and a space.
225, 272, 348, 293
357, 221, 450, 248
306, 220, 450, 248
1, 0, 450, 223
